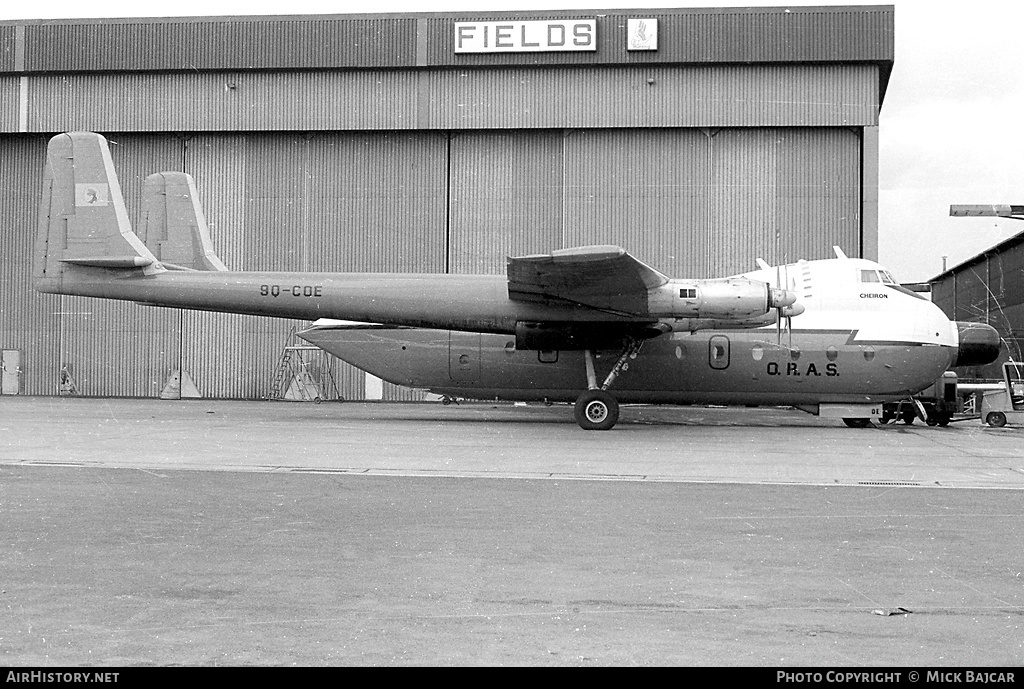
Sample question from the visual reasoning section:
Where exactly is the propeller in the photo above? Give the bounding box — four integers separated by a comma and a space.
767, 261, 804, 347
757, 256, 804, 347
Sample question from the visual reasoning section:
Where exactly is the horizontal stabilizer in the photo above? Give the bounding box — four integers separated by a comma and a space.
61, 256, 155, 268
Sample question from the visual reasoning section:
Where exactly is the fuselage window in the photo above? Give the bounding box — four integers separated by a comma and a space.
679, 287, 697, 299
826, 345, 839, 362
538, 350, 558, 364
863, 346, 875, 362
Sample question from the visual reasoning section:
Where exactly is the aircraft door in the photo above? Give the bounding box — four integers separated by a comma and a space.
708, 335, 730, 370
1, 349, 20, 395
449, 331, 481, 382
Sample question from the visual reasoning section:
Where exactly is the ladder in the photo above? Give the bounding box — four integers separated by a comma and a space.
269, 328, 341, 402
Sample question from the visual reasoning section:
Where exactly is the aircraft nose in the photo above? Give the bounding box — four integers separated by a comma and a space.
954, 321, 1001, 367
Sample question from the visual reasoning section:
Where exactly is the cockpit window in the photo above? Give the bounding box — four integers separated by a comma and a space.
859, 269, 897, 285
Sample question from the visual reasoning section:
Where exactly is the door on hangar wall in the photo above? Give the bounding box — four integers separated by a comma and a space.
561, 127, 862, 279
1, 349, 20, 395
447, 130, 565, 275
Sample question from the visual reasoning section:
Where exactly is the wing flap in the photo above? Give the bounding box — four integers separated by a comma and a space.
507, 245, 668, 315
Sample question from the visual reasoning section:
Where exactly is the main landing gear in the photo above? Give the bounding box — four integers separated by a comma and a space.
574, 389, 619, 431
573, 339, 644, 431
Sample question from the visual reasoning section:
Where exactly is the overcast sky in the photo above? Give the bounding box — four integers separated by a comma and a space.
4, 0, 1022, 282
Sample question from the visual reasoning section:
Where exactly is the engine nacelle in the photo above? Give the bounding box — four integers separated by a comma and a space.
648, 277, 796, 320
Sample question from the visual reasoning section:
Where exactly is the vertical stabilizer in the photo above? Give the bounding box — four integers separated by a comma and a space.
139, 172, 229, 271
34, 132, 162, 292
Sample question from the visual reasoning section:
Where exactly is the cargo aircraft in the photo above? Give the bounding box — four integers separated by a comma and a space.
34, 132, 1000, 429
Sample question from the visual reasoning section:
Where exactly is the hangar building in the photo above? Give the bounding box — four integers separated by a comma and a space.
931, 230, 1024, 381
0, 6, 894, 399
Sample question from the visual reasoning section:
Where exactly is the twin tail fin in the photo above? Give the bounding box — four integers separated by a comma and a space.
34, 132, 227, 295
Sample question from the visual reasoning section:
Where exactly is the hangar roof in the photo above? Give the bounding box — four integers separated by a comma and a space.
0, 5, 895, 102
930, 229, 1024, 283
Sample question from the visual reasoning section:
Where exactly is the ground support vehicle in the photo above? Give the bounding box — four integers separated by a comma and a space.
980, 362, 1024, 427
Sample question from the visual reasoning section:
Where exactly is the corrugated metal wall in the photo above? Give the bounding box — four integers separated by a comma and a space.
563, 127, 860, 277
933, 244, 1024, 378
448, 130, 564, 274
993, 248, 1024, 365
0, 76, 18, 132
449, 127, 859, 279
10, 8, 891, 73
21, 17, 419, 72
0, 25, 15, 73
0, 135, 57, 395
15, 64, 878, 134
563, 128, 711, 275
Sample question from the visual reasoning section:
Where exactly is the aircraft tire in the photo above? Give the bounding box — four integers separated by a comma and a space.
574, 390, 619, 431
986, 411, 1007, 428
842, 417, 872, 428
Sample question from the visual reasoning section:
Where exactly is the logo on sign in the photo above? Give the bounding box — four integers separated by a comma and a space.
627, 18, 658, 51
454, 20, 597, 53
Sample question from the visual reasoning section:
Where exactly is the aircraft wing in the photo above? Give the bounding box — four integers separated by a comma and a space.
506, 245, 668, 315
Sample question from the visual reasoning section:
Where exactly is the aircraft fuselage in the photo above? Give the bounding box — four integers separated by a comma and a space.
298, 323, 956, 406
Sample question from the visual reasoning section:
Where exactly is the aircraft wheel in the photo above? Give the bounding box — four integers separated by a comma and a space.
986, 411, 1007, 428
574, 390, 619, 431
842, 417, 871, 429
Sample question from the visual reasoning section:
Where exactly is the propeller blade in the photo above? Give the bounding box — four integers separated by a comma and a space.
775, 265, 782, 345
